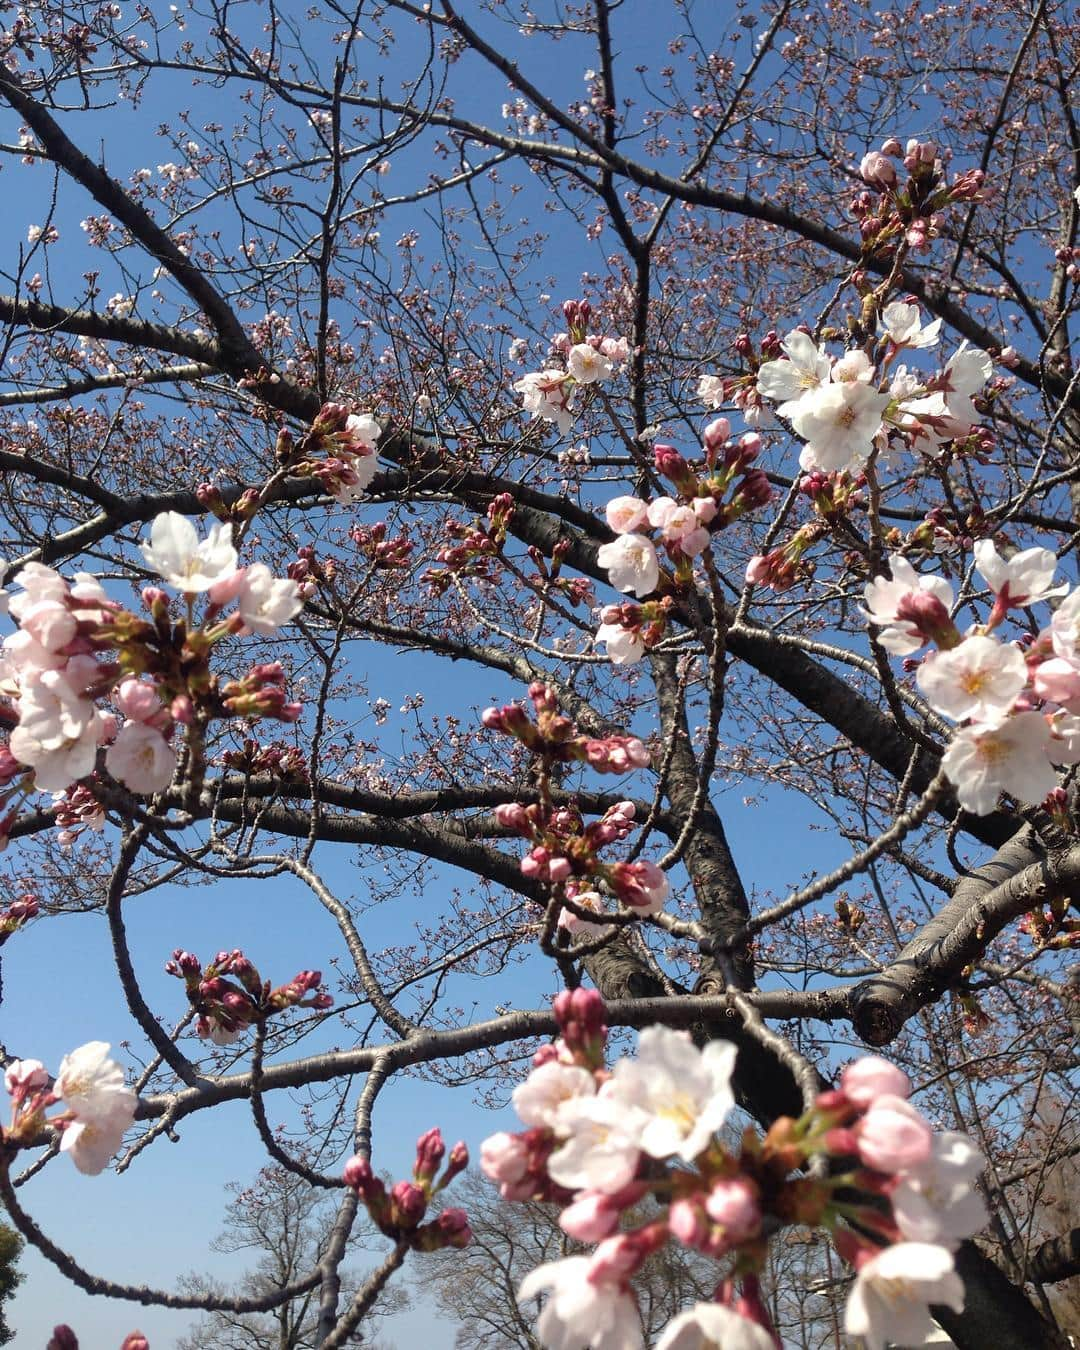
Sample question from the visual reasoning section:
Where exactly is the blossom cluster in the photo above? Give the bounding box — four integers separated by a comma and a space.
864, 543, 1080, 818
0, 512, 304, 837
483, 683, 666, 921
4, 1041, 138, 1175
344, 1127, 472, 1252
595, 429, 772, 661
513, 299, 629, 435
270, 402, 382, 504
164, 947, 333, 1045
482, 990, 984, 1350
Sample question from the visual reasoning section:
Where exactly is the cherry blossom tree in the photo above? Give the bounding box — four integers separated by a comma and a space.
0, 1, 1078, 1347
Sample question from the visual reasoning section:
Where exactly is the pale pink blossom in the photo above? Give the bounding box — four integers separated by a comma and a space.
605, 496, 649, 534
16, 599, 76, 653
704, 1178, 760, 1242
646, 498, 710, 557
788, 381, 890, 473
860, 150, 897, 188
697, 374, 725, 409
568, 343, 613, 384
844, 1243, 964, 1350
916, 636, 1026, 723
832, 349, 875, 383
881, 302, 941, 350
60, 1113, 134, 1175
4, 1058, 48, 1098
8, 723, 101, 793
974, 539, 1065, 608
892, 1132, 987, 1248
756, 330, 831, 416
1048, 711, 1080, 763
237, 564, 304, 635
518, 1256, 642, 1350
861, 557, 954, 655
656, 1302, 776, 1350
841, 1055, 911, 1109
479, 1131, 530, 1190
942, 712, 1058, 814
512, 1061, 595, 1129
140, 512, 238, 593
559, 1189, 622, 1242
106, 722, 175, 794
596, 621, 645, 666
113, 678, 162, 723
547, 1092, 644, 1194
1032, 655, 1080, 711
343, 412, 380, 452
600, 336, 630, 363
54, 1041, 137, 1174
1051, 589, 1080, 658
607, 1026, 736, 1163
855, 1095, 933, 1173
597, 534, 659, 597
558, 890, 615, 940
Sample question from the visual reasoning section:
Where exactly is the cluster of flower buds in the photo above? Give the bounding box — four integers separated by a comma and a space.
528, 539, 595, 610
513, 299, 630, 436
856, 137, 984, 254
52, 782, 107, 845
287, 544, 335, 598
798, 469, 867, 524
424, 499, 514, 591
744, 522, 827, 593
47, 1329, 148, 1350
221, 661, 302, 723
595, 597, 673, 666
4, 1041, 138, 1175
344, 1127, 471, 1252
278, 402, 382, 504
1018, 894, 1080, 951
483, 683, 650, 776
195, 481, 260, 525
483, 991, 984, 1350
0, 891, 37, 945
164, 947, 333, 1045
220, 739, 309, 780
349, 520, 413, 568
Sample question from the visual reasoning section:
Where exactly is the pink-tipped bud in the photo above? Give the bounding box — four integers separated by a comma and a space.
702, 417, 731, 452
668, 1197, 709, 1248
881, 137, 902, 156
47, 1330, 79, 1350
840, 1055, 911, 1109
120, 1335, 150, 1350
705, 1179, 761, 1243
860, 150, 897, 189
390, 1180, 427, 1230
414, 1127, 446, 1184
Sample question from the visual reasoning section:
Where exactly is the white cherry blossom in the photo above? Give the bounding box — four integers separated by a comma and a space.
596, 621, 645, 666
518, 1256, 642, 1350
882, 301, 942, 349
916, 636, 1026, 724
607, 1026, 736, 1163
892, 1131, 987, 1248
140, 512, 238, 593
548, 1091, 645, 1194
941, 712, 1058, 815
106, 721, 175, 794
845, 1243, 964, 1350
756, 329, 831, 416
568, 343, 613, 384
697, 374, 724, 409
512, 1061, 595, 1129
597, 534, 659, 597
1051, 588, 1080, 658
514, 370, 577, 435
788, 381, 890, 473
974, 539, 1065, 608
54, 1041, 138, 1173
605, 496, 649, 535
655, 1302, 776, 1350
862, 557, 954, 655
237, 564, 304, 634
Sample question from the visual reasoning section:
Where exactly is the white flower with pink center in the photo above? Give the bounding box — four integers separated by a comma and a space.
916, 635, 1026, 723
597, 534, 659, 597
607, 1026, 736, 1163
514, 369, 577, 435
140, 512, 238, 593
974, 539, 1065, 608
54, 1041, 138, 1174
862, 557, 954, 655
845, 1243, 964, 1350
756, 329, 831, 416
941, 711, 1057, 815
788, 381, 891, 473
518, 1255, 642, 1350
596, 621, 645, 666
567, 343, 613, 384
655, 1302, 777, 1350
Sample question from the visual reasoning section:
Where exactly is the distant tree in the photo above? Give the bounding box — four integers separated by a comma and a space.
0, 1223, 23, 1347
177, 1166, 403, 1350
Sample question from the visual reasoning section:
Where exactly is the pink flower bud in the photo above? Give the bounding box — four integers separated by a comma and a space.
840, 1055, 911, 1109
855, 1095, 933, 1174
120, 1335, 150, 1350
668, 1197, 708, 1247
881, 138, 902, 156
414, 1126, 446, 1184
703, 416, 731, 452
47, 1329, 79, 1350
114, 678, 162, 724
480, 1131, 530, 1186
560, 1191, 621, 1242
390, 1180, 427, 1229
860, 150, 897, 188
705, 1178, 761, 1242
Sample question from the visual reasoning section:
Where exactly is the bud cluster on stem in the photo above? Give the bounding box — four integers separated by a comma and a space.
344, 1127, 472, 1253
164, 947, 333, 1045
